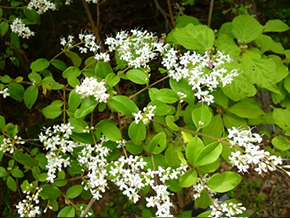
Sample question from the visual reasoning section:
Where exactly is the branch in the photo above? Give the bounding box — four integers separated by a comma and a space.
207, 0, 214, 28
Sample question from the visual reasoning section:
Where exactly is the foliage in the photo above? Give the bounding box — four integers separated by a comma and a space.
0, 0, 290, 217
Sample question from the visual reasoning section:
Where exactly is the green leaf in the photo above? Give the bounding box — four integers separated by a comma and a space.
0, 75, 12, 83
39, 173, 48, 182
148, 132, 167, 154
57, 206, 75, 217
175, 15, 200, 28
42, 104, 62, 119
273, 108, 290, 136
70, 133, 94, 144
198, 158, 220, 174
7, 176, 17, 192
95, 61, 113, 79
214, 34, 240, 58
169, 78, 195, 104
125, 141, 143, 155
41, 77, 64, 90
173, 24, 214, 52
68, 76, 80, 88
68, 89, 82, 111
232, 15, 263, 43
40, 184, 61, 199
62, 66, 81, 79
23, 85, 38, 109
0, 166, 8, 177
23, 8, 40, 25
227, 100, 265, 119
96, 120, 121, 141
241, 50, 279, 93
35, 153, 47, 169
7, 83, 24, 101
126, 69, 148, 85
0, 115, 5, 130
66, 185, 83, 199
191, 104, 212, 128
254, 34, 273, 54
13, 149, 37, 167
128, 121, 146, 145
195, 142, 222, 166
108, 95, 139, 118
148, 100, 175, 116
195, 189, 211, 209
28, 72, 42, 84
223, 112, 248, 129
186, 137, 204, 166
74, 97, 98, 119
51, 59, 67, 71
30, 58, 50, 72
207, 172, 242, 192
6, 123, 18, 137
11, 32, 20, 48
272, 136, 290, 151
49, 199, 59, 211
11, 168, 24, 178
165, 115, 179, 131
0, 21, 9, 37
152, 88, 179, 103
202, 114, 223, 145
264, 19, 290, 32
165, 144, 181, 168
68, 118, 88, 133
105, 73, 120, 87
179, 169, 197, 188
65, 51, 82, 67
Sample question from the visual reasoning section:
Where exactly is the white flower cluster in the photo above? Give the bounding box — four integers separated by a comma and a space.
146, 185, 173, 217
105, 29, 164, 68
109, 155, 147, 203
156, 165, 188, 183
133, 105, 157, 125
75, 77, 110, 103
0, 88, 10, 98
77, 137, 111, 200
10, 18, 35, 39
27, 0, 56, 14
161, 49, 238, 105
177, 91, 187, 103
0, 135, 25, 154
192, 173, 214, 200
209, 202, 246, 217
39, 123, 85, 183
227, 127, 283, 174
16, 186, 42, 217
60, 33, 110, 61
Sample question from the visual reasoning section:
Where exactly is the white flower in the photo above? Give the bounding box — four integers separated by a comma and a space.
27, 0, 56, 14
10, 18, 35, 39
75, 77, 110, 103
0, 88, 10, 98
209, 202, 246, 217
133, 105, 156, 124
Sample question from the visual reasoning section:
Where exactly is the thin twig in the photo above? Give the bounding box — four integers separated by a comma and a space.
207, 0, 214, 28
166, 0, 175, 28
81, 197, 95, 217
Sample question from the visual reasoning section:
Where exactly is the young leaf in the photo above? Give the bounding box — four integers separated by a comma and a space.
66, 185, 83, 199
186, 136, 204, 166
173, 24, 214, 52
207, 172, 242, 192
264, 19, 290, 33
165, 115, 179, 131
191, 104, 212, 128
272, 136, 290, 151
30, 58, 50, 72
126, 69, 148, 85
148, 132, 167, 153
227, 100, 265, 119
23, 85, 38, 109
96, 119, 122, 141
57, 206, 75, 217
179, 169, 197, 188
107, 95, 139, 118
232, 14, 263, 43
40, 184, 62, 199
195, 142, 222, 167
128, 121, 146, 145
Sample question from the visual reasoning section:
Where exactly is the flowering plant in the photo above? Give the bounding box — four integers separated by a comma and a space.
1, 0, 290, 217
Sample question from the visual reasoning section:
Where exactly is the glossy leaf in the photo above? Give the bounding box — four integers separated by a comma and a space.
57, 206, 75, 217
74, 97, 98, 119
42, 104, 62, 119
30, 58, 50, 72
227, 100, 265, 119
66, 185, 83, 199
7, 176, 17, 192
128, 121, 146, 145
126, 69, 147, 85
95, 61, 113, 78
68, 89, 82, 111
148, 132, 167, 153
23, 85, 38, 109
179, 169, 197, 188
195, 142, 222, 167
207, 172, 242, 192
62, 66, 81, 78
96, 119, 122, 141
192, 104, 212, 128
186, 136, 204, 166
40, 184, 62, 199
108, 95, 139, 118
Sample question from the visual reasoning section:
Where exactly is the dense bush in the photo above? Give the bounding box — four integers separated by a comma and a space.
0, 0, 290, 217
